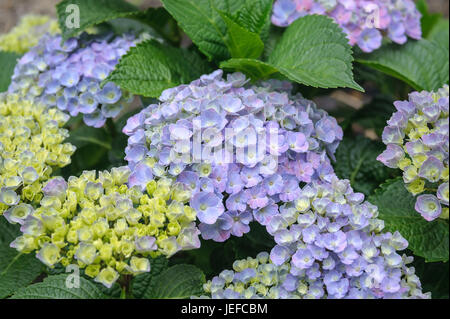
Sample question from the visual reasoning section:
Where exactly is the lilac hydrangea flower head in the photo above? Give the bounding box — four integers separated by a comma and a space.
378, 85, 449, 221
253, 176, 430, 299
0, 94, 76, 218
271, 0, 422, 52
123, 70, 343, 241
9, 167, 201, 288
8, 33, 136, 127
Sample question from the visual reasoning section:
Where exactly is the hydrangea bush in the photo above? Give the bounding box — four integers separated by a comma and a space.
0, 0, 448, 301
271, 0, 422, 52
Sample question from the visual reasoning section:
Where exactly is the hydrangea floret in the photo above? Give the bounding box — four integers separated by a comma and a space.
377, 85, 449, 221
271, 0, 422, 52
0, 93, 76, 216
8, 167, 201, 288
123, 70, 342, 242
235, 176, 431, 299
8, 33, 136, 128
0, 14, 59, 54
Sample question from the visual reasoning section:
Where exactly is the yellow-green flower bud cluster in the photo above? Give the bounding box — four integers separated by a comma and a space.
0, 93, 76, 216
0, 15, 59, 54
10, 167, 200, 288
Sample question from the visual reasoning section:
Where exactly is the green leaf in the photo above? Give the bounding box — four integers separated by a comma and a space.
233, 0, 274, 42
106, 40, 212, 97
66, 125, 112, 150
268, 15, 363, 91
11, 274, 109, 299
427, 19, 449, 50
57, 0, 140, 40
357, 39, 449, 91
334, 136, 394, 196
161, 0, 246, 61
0, 220, 42, 298
412, 256, 449, 299
369, 178, 449, 262
220, 58, 278, 80
219, 11, 264, 59
416, 0, 442, 38
0, 51, 20, 92
131, 256, 169, 299
144, 264, 205, 299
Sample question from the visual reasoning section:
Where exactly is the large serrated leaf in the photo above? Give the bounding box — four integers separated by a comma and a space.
0, 220, 42, 298
131, 256, 169, 299
57, 0, 140, 40
357, 39, 449, 92
11, 274, 109, 299
334, 136, 394, 196
106, 40, 212, 98
144, 264, 205, 299
161, 0, 247, 61
369, 178, 449, 262
220, 58, 279, 80
268, 15, 363, 91
0, 51, 20, 92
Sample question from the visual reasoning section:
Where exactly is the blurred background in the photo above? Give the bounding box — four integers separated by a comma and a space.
1, 0, 449, 33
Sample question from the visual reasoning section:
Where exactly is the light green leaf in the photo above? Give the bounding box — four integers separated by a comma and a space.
357, 39, 449, 91
161, 0, 246, 61
0, 220, 43, 298
220, 58, 279, 80
144, 264, 205, 299
268, 15, 363, 91
11, 274, 109, 299
416, 0, 442, 38
106, 40, 212, 98
219, 12, 264, 59
131, 256, 169, 299
369, 178, 449, 262
0, 51, 20, 92
334, 136, 394, 196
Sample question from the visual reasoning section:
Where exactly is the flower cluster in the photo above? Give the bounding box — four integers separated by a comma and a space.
200, 249, 428, 299
123, 70, 342, 242
238, 177, 430, 299
0, 15, 59, 54
377, 85, 449, 221
8, 33, 136, 128
8, 167, 200, 288
271, 0, 422, 52
0, 93, 76, 216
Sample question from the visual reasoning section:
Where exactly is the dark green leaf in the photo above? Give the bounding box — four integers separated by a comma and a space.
219, 11, 264, 59
145, 264, 205, 299
268, 15, 363, 91
357, 39, 449, 91
11, 274, 109, 299
106, 40, 212, 97
0, 51, 20, 92
161, 0, 247, 61
412, 255, 449, 299
131, 256, 169, 299
369, 178, 449, 262
334, 135, 394, 196
416, 0, 442, 38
